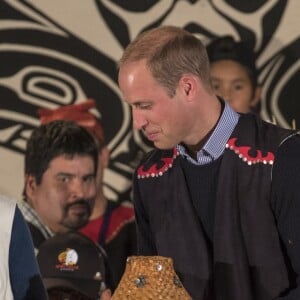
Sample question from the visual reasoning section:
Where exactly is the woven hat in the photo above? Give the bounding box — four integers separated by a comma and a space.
112, 256, 192, 300
37, 99, 105, 143
37, 231, 107, 298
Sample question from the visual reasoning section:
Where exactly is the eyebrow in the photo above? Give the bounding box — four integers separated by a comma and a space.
55, 172, 73, 177
129, 100, 152, 106
55, 171, 95, 178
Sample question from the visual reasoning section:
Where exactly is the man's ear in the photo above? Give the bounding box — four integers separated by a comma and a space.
178, 74, 197, 99
25, 174, 37, 204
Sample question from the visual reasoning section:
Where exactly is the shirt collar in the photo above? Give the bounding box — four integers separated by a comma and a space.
18, 200, 54, 239
177, 102, 239, 164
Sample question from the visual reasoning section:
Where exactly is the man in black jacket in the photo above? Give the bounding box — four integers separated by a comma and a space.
117, 25, 298, 299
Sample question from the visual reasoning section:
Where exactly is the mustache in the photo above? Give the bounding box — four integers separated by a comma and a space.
64, 199, 91, 214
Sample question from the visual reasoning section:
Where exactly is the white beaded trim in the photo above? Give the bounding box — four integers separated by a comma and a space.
137, 151, 179, 179
225, 142, 274, 165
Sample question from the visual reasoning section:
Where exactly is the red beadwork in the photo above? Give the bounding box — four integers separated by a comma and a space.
137, 148, 179, 178
226, 138, 274, 165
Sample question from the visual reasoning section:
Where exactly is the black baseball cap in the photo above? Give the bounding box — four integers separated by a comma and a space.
206, 35, 258, 86
37, 232, 107, 298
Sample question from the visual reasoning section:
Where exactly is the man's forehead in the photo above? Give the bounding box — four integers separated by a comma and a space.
47, 154, 95, 170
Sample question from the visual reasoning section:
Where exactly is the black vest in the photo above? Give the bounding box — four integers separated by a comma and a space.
133, 113, 293, 300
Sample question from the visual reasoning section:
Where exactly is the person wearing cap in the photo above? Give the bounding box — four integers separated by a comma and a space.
0, 194, 47, 299
117, 25, 299, 299
37, 100, 137, 291
19, 119, 99, 252
37, 231, 111, 300
206, 35, 261, 114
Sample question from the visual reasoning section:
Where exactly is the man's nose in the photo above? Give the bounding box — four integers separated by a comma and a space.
70, 179, 85, 199
132, 109, 147, 130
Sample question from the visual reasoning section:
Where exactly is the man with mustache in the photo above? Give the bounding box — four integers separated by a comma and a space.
36, 100, 137, 291
19, 120, 98, 252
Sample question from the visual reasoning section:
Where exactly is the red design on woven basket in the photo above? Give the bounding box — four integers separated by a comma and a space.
137, 148, 179, 178
227, 138, 274, 165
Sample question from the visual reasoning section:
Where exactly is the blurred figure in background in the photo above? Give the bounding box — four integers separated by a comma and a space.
19, 120, 99, 251
206, 35, 261, 114
37, 231, 111, 300
38, 100, 137, 291
0, 194, 47, 299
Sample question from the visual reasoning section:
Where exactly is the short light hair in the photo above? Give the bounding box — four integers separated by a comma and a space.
119, 25, 212, 97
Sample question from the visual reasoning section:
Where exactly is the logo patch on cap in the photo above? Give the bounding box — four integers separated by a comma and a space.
56, 248, 79, 271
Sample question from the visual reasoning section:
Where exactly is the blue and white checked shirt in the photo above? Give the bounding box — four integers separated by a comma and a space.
177, 102, 240, 165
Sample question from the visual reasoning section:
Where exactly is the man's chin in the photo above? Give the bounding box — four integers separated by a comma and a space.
63, 214, 90, 230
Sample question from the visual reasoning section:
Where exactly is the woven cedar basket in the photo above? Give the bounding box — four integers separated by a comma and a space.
111, 256, 192, 300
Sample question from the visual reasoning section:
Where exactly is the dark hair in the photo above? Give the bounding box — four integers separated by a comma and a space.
25, 120, 98, 185
206, 35, 258, 87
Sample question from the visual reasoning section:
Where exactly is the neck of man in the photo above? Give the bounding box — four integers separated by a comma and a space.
184, 96, 223, 158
